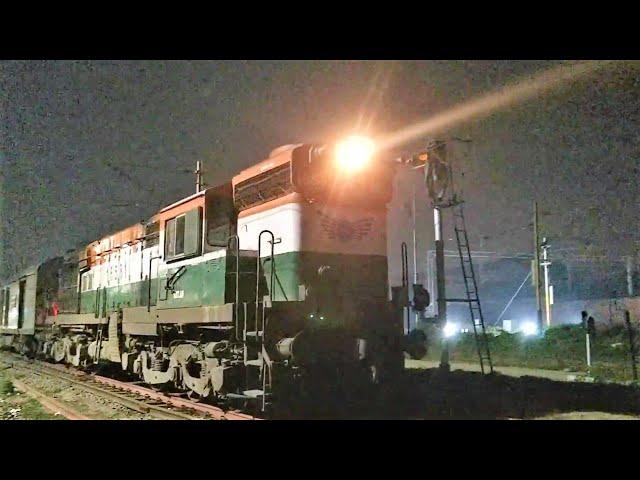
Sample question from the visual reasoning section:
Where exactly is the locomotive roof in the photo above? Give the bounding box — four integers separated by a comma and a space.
84, 144, 306, 260
159, 189, 207, 213
6, 144, 314, 279
232, 143, 305, 187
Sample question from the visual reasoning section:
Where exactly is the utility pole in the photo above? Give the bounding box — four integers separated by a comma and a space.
399, 139, 452, 371
626, 256, 634, 297
533, 202, 544, 333
195, 161, 203, 193
434, 206, 449, 370
624, 310, 638, 382
412, 183, 419, 331
541, 237, 552, 328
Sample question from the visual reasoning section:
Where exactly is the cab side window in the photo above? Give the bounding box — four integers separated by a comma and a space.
164, 208, 202, 262
206, 203, 235, 250
204, 184, 235, 253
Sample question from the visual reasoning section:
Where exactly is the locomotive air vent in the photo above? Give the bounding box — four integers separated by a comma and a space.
268, 144, 304, 158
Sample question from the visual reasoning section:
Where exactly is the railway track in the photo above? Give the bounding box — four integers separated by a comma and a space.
2, 354, 259, 421
10, 377, 92, 420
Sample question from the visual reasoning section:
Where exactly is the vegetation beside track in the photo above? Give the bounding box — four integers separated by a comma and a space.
0, 371, 61, 420
421, 324, 639, 384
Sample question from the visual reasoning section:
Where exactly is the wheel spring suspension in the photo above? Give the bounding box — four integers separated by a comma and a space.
152, 356, 168, 372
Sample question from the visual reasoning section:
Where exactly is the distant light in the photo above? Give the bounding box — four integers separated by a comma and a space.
521, 321, 538, 336
443, 323, 459, 338
335, 135, 375, 173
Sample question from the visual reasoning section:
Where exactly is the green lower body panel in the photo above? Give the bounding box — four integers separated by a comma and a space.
78, 252, 389, 324
79, 278, 161, 315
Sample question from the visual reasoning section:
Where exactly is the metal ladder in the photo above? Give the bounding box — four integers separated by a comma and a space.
241, 230, 276, 413
93, 324, 104, 364
452, 203, 493, 374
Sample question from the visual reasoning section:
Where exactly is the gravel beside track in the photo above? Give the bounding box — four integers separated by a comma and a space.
1, 353, 259, 420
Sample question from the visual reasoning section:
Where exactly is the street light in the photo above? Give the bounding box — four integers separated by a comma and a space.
334, 135, 375, 173
520, 321, 538, 337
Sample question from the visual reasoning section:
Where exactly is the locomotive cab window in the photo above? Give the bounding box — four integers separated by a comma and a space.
164, 207, 202, 262
205, 184, 235, 252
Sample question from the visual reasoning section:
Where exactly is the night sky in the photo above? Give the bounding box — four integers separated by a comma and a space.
1, 60, 638, 288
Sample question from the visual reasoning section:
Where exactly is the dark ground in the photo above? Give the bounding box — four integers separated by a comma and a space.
274, 368, 640, 420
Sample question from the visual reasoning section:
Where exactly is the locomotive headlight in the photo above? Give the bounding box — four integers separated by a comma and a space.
335, 135, 375, 173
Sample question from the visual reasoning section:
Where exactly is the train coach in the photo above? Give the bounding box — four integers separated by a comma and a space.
1, 140, 419, 413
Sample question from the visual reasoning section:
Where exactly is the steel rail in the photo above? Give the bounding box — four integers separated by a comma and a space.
4, 354, 259, 420
9, 361, 197, 420
11, 377, 92, 420
92, 374, 258, 420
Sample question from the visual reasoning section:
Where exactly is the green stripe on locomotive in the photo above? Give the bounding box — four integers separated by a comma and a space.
77, 250, 388, 317
78, 254, 257, 315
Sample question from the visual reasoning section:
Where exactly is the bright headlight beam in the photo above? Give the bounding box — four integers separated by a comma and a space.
376, 61, 613, 151
335, 135, 375, 173
443, 323, 459, 338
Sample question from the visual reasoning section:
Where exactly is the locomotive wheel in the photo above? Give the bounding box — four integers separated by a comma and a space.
187, 390, 203, 402
21, 337, 39, 359
51, 340, 66, 363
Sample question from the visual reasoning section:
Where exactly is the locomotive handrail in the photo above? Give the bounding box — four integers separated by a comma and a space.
401, 242, 410, 334
227, 234, 240, 341
165, 266, 187, 293
94, 286, 100, 319
147, 255, 161, 312
401, 242, 409, 288
255, 229, 276, 412
256, 230, 276, 341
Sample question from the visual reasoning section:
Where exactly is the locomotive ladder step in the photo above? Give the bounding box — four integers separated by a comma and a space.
245, 359, 264, 367
243, 389, 267, 398
226, 390, 269, 400
226, 392, 252, 400
245, 331, 264, 338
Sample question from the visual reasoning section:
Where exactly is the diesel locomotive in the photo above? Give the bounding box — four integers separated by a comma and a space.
0, 140, 422, 413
